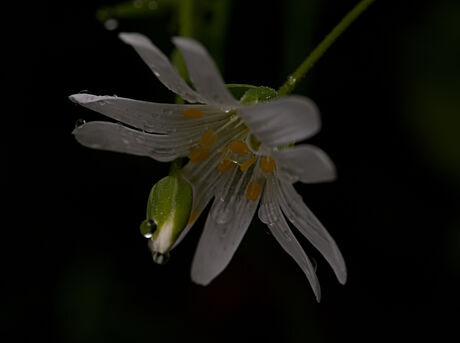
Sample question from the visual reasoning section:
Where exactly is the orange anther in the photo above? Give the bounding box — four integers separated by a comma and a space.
246, 181, 261, 201
187, 210, 199, 225
217, 159, 234, 174
239, 155, 257, 172
199, 129, 218, 148
188, 147, 210, 163
229, 141, 250, 155
260, 156, 274, 173
183, 109, 205, 119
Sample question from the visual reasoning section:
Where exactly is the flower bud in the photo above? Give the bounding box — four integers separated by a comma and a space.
142, 175, 192, 256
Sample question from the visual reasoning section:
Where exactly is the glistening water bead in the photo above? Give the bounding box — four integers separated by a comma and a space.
74, 119, 86, 128
140, 219, 156, 239
152, 252, 170, 265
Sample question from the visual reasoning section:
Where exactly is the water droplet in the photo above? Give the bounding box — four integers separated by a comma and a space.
211, 199, 233, 225
287, 75, 296, 86
160, 108, 173, 115
153, 71, 160, 77
140, 219, 156, 238
310, 256, 318, 272
104, 18, 119, 31
75, 119, 86, 128
152, 251, 170, 265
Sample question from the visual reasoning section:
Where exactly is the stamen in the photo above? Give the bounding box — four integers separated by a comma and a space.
239, 156, 257, 172
246, 181, 261, 201
229, 141, 250, 155
187, 210, 199, 225
217, 159, 234, 174
260, 156, 274, 173
199, 129, 218, 148
188, 147, 210, 163
184, 109, 205, 119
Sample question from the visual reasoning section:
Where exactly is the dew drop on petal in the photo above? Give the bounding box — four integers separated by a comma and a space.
104, 18, 119, 31
75, 118, 86, 128
140, 219, 156, 238
152, 251, 170, 265
211, 198, 233, 225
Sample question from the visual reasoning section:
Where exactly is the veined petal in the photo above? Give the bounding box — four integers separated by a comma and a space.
273, 144, 336, 183
73, 121, 204, 162
258, 175, 321, 301
172, 37, 238, 109
171, 152, 224, 249
69, 94, 227, 134
119, 32, 203, 104
277, 180, 347, 284
238, 96, 320, 147
191, 165, 261, 285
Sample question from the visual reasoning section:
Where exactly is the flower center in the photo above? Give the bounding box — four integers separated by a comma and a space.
183, 109, 275, 201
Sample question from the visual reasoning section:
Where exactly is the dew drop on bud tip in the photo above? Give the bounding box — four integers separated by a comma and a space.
152, 251, 170, 265
75, 119, 86, 128
140, 219, 156, 238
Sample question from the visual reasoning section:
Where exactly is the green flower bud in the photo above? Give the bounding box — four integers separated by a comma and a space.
141, 175, 193, 257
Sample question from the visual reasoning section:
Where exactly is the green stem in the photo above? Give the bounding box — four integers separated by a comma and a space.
178, 0, 195, 37
169, 158, 184, 176
278, 0, 375, 96
170, 0, 196, 172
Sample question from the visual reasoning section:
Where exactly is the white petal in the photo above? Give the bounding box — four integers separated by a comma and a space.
273, 144, 336, 183
171, 152, 223, 249
258, 176, 321, 301
119, 32, 203, 103
238, 96, 320, 147
278, 180, 347, 284
191, 165, 261, 285
69, 94, 227, 134
172, 37, 238, 109
73, 121, 202, 162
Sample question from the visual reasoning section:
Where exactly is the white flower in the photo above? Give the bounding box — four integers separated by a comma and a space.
70, 33, 346, 301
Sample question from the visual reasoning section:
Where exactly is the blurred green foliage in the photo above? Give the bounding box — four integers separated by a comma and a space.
400, 1, 460, 188
96, 0, 231, 70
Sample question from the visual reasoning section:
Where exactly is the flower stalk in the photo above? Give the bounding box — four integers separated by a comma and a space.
278, 0, 376, 96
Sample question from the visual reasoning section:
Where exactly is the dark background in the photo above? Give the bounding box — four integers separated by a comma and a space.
5, 0, 460, 342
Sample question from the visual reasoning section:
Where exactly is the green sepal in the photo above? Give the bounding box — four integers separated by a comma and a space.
240, 86, 278, 105
227, 84, 278, 104
145, 175, 193, 253
226, 84, 258, 100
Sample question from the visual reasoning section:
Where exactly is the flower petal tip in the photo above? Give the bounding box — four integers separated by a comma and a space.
69, 93, 93, 105
119, 32, 150, 47
191, 274, 212, 287
338, 270, 347, 285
